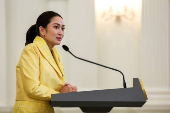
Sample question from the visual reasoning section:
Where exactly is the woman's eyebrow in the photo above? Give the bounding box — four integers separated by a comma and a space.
53, 23, 65, 27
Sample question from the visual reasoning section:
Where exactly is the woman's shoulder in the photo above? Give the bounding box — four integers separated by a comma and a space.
24, 43, 37, 50
22, 43, 40, 57
17, 43, 40, 67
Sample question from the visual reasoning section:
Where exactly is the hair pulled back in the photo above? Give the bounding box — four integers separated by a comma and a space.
25, 11, 63, 46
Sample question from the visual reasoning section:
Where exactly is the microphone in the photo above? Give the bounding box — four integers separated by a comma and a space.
62, 45, 127, 88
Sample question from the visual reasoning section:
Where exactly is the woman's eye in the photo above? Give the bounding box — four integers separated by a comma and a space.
62, 28, 65, 30
54, 26, 59, 29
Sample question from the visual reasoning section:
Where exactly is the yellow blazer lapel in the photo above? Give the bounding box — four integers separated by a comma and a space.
52, 47, 64, 76
33, 36, 63, 77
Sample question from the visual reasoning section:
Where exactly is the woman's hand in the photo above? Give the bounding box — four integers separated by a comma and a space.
70, 85, 77, 92
61, 83, 78, 93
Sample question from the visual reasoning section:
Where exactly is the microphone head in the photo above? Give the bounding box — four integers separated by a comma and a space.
62, 45, 69, 51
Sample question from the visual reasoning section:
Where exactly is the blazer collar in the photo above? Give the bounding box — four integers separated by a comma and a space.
33, 36, 64, 77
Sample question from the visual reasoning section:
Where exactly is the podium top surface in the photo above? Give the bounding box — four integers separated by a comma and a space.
51, 78, 147, 107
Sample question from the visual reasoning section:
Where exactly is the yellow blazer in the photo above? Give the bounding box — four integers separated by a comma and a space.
15, 36, 65, 102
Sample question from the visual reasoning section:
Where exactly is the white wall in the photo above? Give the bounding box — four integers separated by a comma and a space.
95, 0, 141, 89
0, 0, 6, 107
67, 0, 98, 90
0, 0, 170, 113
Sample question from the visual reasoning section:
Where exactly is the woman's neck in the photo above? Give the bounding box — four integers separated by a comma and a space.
46, 43, 54, 52
41, 36, 54, 51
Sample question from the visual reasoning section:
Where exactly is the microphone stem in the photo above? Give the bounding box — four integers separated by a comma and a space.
68, 51, 127, 88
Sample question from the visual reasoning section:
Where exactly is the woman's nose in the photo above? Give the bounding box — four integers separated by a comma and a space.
58, 28, 63, 35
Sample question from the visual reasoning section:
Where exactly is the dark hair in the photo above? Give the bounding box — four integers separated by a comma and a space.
25, 11, 63, 46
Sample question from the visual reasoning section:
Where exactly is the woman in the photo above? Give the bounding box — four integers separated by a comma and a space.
12, 11, 77, 113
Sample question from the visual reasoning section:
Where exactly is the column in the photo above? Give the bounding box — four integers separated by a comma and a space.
141, 0, 170, 89
141, 0, 170, 111
0, 0, 7, 106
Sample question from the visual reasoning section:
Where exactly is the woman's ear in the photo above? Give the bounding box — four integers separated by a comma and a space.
39, 26, 46, 36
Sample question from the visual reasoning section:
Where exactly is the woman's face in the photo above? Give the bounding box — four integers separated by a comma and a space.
40, 16, 65, 48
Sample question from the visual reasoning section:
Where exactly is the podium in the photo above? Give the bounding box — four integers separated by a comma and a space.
51, 78, 148, 113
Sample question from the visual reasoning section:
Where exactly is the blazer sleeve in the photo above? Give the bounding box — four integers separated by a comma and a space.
20, 44, 59, 100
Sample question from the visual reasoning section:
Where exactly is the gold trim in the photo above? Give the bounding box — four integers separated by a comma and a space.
139, 79, 148, 100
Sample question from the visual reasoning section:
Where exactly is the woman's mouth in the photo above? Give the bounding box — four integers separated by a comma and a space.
56, 37, 62, 41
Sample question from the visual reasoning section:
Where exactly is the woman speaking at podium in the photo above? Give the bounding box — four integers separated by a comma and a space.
12, 11, 77, 113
